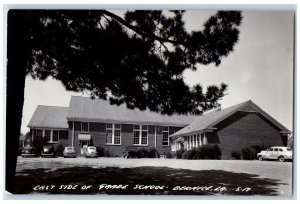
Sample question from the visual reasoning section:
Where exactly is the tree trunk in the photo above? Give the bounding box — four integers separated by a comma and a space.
6, 10, 30, 193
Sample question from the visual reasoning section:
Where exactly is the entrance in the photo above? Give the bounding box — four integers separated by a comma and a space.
80, 140, 90, 154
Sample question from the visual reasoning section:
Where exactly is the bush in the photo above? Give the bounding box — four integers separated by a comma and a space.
127, 148, 158, 158
231, 151, 241, 160
241, 147, 256, 160
104, 150, 111, 157
176, 149, 184, 159
96, 146, 105, 157
96, 146, 111, 157
55, 144, 65, 157
165, 152, 175, 158
180, 145, 222, 160
241, 144, 269, 160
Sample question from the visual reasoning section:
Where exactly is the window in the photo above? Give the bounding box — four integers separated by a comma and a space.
279, 148, 283, 152
162, 126, 169, 146
106, 123, 121, 145
36, 130, 43, 137
133, 125, 148, 145
81, 122, 89, 132
200, 134, 204, 145
52, 130, 59, 142
274, 148, 278, 151
197, 134, 200, 147
45, 130, 51, 142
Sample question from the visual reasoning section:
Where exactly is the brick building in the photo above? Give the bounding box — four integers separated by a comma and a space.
170, 100, 291, 159
28, 97, 291, 158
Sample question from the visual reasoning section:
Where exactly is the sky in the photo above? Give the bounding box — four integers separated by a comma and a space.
20, 9, 294, 134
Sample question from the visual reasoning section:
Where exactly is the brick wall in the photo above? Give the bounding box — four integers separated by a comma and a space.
212, 112, 285, 159
68, 121, 184, 156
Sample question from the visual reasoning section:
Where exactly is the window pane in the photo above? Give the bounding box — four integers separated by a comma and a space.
142, 125, 148, 130
115, 124, 121, 129
133, 131, 140, 144
141, 131, 148, 145
45, 130, 51, 141
37, 130, 43, 137
82, 122, 89, 132
107, 123, 112, 129
162, 131, 169, 146
106, 129, 112, 144
114, 130, 121, 144
162, 126, 169, 131
134, 125, 140, 130
53, 131, 59, 142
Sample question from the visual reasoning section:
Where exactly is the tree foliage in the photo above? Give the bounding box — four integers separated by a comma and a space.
24, 10, 242, 114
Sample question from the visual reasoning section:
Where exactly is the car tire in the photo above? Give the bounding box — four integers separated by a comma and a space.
258, 156, 263, 161
278, 156, 285, 162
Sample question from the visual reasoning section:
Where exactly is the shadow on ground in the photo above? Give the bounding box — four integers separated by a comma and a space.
14, 166, 286, 195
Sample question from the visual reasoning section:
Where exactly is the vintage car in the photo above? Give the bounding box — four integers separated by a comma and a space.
84, 146, 98, 158
21, 146, 36, 158
63, 146, 77, 158
41, 146, 55, 158
257, 146, 292, 162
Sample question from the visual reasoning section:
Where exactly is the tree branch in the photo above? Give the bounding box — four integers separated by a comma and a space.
101, 10, 184, 45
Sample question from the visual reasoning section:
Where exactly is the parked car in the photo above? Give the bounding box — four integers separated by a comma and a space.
63, 146, 76, 158
21, 146, 36, 158
257, 146, 292, 162
84, 146, 98, 158
41, 146, 55, 158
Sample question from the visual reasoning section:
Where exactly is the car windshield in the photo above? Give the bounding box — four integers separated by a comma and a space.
287, 148, 292, 151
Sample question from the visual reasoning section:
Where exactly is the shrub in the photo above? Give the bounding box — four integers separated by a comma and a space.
231, 151, 241, 160
96, 146, 111, 157
127, 148, 158, 158
176, 149, 184, 159
96, 146, 105, 157
104, 150, 111, 157
241, 147, 256, 160
180, 145, 222, 160
165, 152, 175, 158
55, 144, 65, 157
241, 144, 269, 160
147, 147, 159, 158
182, 150, 188, 159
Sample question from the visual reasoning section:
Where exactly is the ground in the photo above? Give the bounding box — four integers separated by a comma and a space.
14, 157, 293, 196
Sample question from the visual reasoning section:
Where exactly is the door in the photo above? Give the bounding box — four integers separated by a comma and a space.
80, 141, 89, 154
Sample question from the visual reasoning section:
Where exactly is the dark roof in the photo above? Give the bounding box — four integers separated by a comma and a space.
67, 96, 197, 126
170, 100, 290, 137
28, 106, 69, 129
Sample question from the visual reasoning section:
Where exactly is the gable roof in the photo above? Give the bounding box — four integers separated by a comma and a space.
67, 96, 197, 126
170, 100, 290, 137
28, 106, 69, 129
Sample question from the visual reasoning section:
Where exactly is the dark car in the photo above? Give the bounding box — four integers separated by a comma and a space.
41, 146, 55, 158
63, 146, 77, 158
21, 146, 36, 158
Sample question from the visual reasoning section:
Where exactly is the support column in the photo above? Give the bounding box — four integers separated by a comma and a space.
72, 119, 75, 147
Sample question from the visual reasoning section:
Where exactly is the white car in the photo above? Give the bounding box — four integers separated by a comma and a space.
84, 146, 98, 158
257, 146, 292, 162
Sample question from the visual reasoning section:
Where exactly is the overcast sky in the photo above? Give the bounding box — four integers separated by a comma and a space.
21, 9, 294, 133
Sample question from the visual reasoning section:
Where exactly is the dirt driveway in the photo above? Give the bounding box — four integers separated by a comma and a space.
15, 157, 293, 196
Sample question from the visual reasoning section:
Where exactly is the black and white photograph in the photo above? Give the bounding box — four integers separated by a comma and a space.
4, 5, 294, 197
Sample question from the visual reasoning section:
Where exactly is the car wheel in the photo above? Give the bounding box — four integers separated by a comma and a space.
258, 156, 263, 161
278, 156, 285, 162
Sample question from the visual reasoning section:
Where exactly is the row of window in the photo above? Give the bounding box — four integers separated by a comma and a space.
186, 134, 206, 150
36, 129, 60, 143
103, 123, 169, 146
